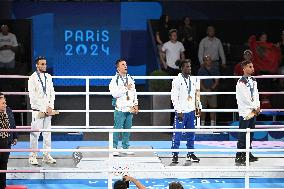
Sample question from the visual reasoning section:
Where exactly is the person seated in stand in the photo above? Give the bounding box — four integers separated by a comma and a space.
198, 55, 219, 126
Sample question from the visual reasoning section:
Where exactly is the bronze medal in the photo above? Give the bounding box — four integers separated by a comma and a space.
187, 96, 192, 101
127, 96, 130, 101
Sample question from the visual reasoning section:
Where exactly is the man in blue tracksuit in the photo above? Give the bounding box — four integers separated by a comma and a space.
171, 59, 201, 163
109, 59, 138, 156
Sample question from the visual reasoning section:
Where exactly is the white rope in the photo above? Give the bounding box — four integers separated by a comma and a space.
196, 125, 284, 129
201, 91, 284, 95
11, 109, 284, 113
1, 75, 284, 79
14, 125, 284, 129
0, 148, 283, 153
3, 91, 284, 96
1, 128, 284, 132
0, 168, 283, 173
40, 168, 284, 173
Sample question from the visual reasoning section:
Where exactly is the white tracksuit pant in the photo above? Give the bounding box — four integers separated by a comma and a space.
30, 111, 51, 155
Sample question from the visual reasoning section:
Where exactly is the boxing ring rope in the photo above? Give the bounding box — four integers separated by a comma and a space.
1, 128, 284, 158
13, 125, 284, 129
1, 75, 284, 189
0, 168, 283, 173
3, 91, 284, 95
9, 108, 284, 113
0, 168, 282, 174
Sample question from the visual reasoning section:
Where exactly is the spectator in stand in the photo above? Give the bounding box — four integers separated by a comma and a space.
161, 29, 185, 76
234, 50, 254, 76
276, 30, 284, 68
248, 32, 281, 75
156, 14, 172, 48
271, 34, 284, 109
156, 15, 175, 71
179, 16, 198, 75
0, 24, 18, 69
249, 32, 281, 109
198, 26, 226, 73
198, 55, 219, 126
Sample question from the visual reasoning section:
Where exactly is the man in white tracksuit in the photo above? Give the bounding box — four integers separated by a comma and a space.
235, 60, 260, 165
171, 59, 201, 163
109, 59, 138, 156
28, 56, 56, 165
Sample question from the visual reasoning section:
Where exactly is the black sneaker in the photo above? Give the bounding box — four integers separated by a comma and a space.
235, 155, 246, 166
249, 153, 258, 162
172, 155, 178, 164
186, 153, 200, 162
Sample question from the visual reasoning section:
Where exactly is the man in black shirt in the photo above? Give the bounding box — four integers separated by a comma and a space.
0, 93, 18, 189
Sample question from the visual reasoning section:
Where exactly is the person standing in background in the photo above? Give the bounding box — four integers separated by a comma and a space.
198, 26, 226, 72
0, 24, 18, 69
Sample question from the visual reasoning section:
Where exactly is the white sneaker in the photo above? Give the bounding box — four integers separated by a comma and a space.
113, 151, 119, 156
126, 151, 135, 155
122, 150, 135, 155
43, 154, 56, 164
29, 153, 38, 165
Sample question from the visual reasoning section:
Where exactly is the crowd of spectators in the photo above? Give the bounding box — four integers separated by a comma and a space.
154, 14, 284, 125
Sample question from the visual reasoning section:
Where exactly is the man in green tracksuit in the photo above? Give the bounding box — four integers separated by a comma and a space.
109, 59, 138, 156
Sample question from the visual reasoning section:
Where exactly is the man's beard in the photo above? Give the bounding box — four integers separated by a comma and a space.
38, 69, 46, 73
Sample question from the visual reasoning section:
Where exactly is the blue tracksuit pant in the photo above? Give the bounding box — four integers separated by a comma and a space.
171, 111, 196, 155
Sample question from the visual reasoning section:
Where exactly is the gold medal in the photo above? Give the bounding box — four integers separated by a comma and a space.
187, 96, 192, 101
127, 96, 130, 101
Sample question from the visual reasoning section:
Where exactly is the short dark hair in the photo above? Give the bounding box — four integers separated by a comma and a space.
240, 60, 252, 68
0, 92, 4, 99
113, 180, 127, 189
168, 29, 177, 36
175, 59, 191, 70
35, 56, 46, 64
115, 58, 126, 67
207, 25, 215, 31
259, 31, 267, 37
1, 24, 8, 29
169, 182, 184, 189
